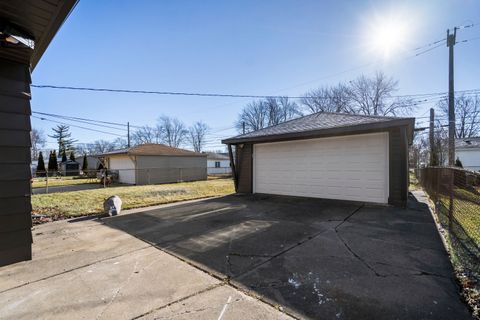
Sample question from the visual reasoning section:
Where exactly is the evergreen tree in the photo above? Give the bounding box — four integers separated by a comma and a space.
37, 151, 46, 176
49, 125, 77, 155
82, 154, 88, 172
48, 150, 58, 174
69, 151, 76, 161
61, 150, 67, 163
47, 151, 55, 173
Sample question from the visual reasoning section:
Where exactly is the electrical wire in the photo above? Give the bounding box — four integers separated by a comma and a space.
32, 116, 126, 137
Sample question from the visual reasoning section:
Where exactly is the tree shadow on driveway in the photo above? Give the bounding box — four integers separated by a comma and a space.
101, 194, 471, 320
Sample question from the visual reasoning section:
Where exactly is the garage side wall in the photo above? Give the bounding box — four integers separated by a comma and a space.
0, 60, 32, 266
135, 155, 207, 185
236, 144, 253, 193
108, 155, 136, 184
388, 127, 409, 207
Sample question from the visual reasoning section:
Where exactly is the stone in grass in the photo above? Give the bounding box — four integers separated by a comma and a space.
104, 195, 122, 216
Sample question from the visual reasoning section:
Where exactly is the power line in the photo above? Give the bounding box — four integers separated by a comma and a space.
32, 116, 126, 137
32, 111, 142, 129
30, 83, 480, 101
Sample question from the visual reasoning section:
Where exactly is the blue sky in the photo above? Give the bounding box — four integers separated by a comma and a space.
31, 0, 480, 151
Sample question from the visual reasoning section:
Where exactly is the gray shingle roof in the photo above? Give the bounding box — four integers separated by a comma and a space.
222, 112, 414, 144
455, 137, 480, 149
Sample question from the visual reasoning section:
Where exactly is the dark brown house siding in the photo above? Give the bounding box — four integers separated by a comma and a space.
0, 60, 33, 266
388, 127, 409, 207
235, 144, 253, 193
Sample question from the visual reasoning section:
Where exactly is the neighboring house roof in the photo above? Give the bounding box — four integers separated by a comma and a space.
206, 152, 230, 160
222, 112, 415, 144
99, 143, 206, 157
455, 137, 480, 150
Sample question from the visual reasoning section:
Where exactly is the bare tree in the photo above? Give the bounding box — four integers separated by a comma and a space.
112, 137, 128, 149
188, 121, 209, 152
131, 126, 160, 145
301, 84, 351, 113
236, 100, 268, 133
347, 72, 413, 116
265, 97, 302, 126
157, 116, 187, 147
236, 97, 301, 133
31, 128, 46, 160
439, 94, 480, 138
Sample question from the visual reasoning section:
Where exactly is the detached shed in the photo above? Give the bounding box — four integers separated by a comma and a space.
222, 112, 414, 207
100, 143, 207, 185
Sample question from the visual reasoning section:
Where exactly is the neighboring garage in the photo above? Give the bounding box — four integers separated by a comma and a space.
223, 112, 415, 207
100, 143, 207, 185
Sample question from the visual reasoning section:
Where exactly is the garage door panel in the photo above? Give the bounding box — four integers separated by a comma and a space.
254, 133, 389, 204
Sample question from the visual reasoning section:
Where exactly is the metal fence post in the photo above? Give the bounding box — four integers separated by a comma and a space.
448, 167, 454, 233
45, 170, 49, 194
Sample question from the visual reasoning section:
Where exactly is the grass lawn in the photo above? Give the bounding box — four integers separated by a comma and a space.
409, 170, 420, 191
32, 179, 235, 217
32, 176, 98, 188
438, 193, 480, 247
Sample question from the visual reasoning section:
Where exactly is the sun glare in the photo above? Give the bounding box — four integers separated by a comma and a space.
369, 16, 409, 59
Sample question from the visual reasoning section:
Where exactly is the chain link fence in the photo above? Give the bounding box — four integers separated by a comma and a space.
416, 167, 480, 276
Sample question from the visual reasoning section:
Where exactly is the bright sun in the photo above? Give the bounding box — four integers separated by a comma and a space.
370, 17, 408, 58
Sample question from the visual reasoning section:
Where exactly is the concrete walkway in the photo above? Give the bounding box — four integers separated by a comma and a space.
0, 215, 290, 319
32, 183, 103, 194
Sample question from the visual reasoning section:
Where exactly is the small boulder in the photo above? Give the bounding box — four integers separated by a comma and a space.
104, 195, 122, 216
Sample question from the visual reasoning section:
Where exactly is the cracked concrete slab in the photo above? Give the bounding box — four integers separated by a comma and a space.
0, 194, 472, 320
139, 284, 294, 320
0, 219, 149, 292
0, 246, 220, 320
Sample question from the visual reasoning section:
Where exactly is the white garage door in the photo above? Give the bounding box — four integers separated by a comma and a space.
253, 132, 389, 203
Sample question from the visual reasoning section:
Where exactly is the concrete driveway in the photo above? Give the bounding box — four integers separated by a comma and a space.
0, 193, 471, 319
32, 183, 102, 194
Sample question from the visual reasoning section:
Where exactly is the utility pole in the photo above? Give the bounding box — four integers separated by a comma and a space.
127, 122, 130, 148
242, 122, 245, 135
447, 27, 457, 166
429, 108, 435, 166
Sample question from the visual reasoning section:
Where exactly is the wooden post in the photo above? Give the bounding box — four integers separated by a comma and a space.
228, 144, 238, 191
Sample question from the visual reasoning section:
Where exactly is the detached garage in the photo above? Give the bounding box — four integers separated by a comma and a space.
222, 112, 414, 207
100, 143, 207, 185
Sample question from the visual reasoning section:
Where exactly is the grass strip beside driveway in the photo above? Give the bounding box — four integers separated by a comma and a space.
32, 179, 234, 218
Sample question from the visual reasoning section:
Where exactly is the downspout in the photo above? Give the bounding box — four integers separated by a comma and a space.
227, 144, 238, 191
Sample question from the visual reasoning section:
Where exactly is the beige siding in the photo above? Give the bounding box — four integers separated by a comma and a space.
135, 155, 207, 185
108, 155, 136, 184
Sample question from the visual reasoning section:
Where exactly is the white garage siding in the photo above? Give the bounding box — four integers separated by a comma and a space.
253, 132, 389, 204
108, 156, 136, 184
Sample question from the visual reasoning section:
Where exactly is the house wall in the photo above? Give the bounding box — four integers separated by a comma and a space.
456, 149, 480, 172
108, 155, 136, 184
135, 155, 207, 185
0, 60, 33, 266
76, 156, 101, 171
207, 159, 231, 174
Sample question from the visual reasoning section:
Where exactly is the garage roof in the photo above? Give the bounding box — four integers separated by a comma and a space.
99, 143, 206, 157
222, 112, 415, 144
